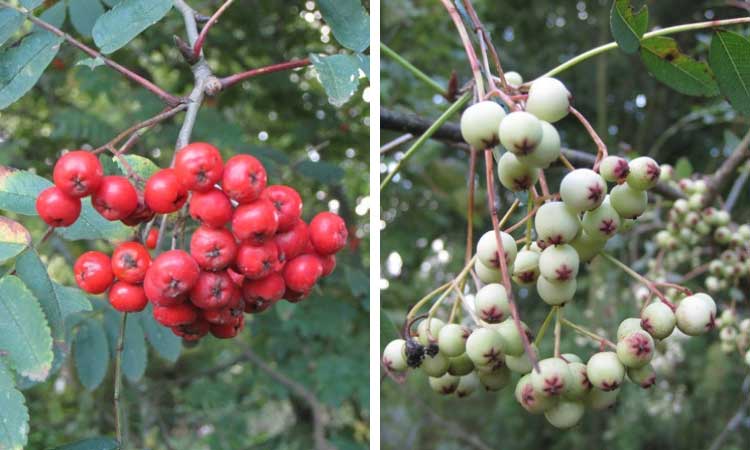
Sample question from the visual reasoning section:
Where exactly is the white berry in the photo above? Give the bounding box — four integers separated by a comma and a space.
438, 323, 469, 357
460, 101, 506, 149
627, 156, 661, 190
517, 121, 560, 169
497, 151, 539, 192
512, 249, 540, 286
536, 276, 577, 306
476, 229, 517, 270
382, 339, 407, 372
525, 77, 571, 123
499, 111, 543, 155
560, 169, 607, 212
610, 183, 648, 219
474, 283, 511, 324
535, 201, 581, 245
539, 244, 580, 282
599, 156, 630, 182
586, 352, 625, 391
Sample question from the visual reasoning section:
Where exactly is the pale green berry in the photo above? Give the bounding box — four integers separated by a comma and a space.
448, 353, 475, 376
536, 276, 577, 306
429, 373, 460, 395
545, 400, 585, 429
460, 101, 506, 149
745, 349, 750, 366
627, 364, 656, 388
679, 178, 695, 193
465, 327, 506, 367
497, 151, 539, 191
499, 111, 543, 156
455, 372, 480, 398
654, 230, 675, 249
719, 326, 738, 342
582, 199, 621, 240
721, 340, 736, 353
620, 218, 636, 232
525, 77, 571, 123
561, 353, 582, 363
512, 250, 540, 286
616, 330, 654, 368
695, 221, 711, 236
693, 179, 708, 194
705, 276, 721, 293
474, 283, 510, 324
641, 302, 676, 340
479, 364, 511, 391
586, 352, 625, 391
421, 352, 449, 377
535, 201, 581, 245
474, 259, 502, 284
738, 224, 750, 240
673, 199, 689, 215
438, 323, 469, 357
626, 156, 661, 190
693, 292, 717, 316
477, 229, 517, 270
517, 121, 560, 169
687, 193, 705, 210
491, 319, 531, 357
714, 226, 731, 245
675, 295, 715, 336
718, 309, 737, 328
539, 244, 580, 282
585, 387, 620, 410
610, 183, 648, 219
564, 362, 592, 400
739, 318, 750, 333
504, 71, 523, 86
617, 317, 643, 341
515, 373, 557, 414
599, 156, 630, 182
417, 317, 445, 345
560, 169, 607, 212
505, 344, 538, 374
715, 210, 731, 226
382, 339, 407, 372
570, 231, 606, 263
531, 357, 572, 397
659, 164, 673, 182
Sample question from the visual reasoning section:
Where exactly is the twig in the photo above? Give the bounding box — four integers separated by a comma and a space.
92, 105, 188, 154
706, 127, 750, 204
218, 59, 311, 90
192, 0, 236, 58
553, 306, 562, 358
569, 106, 608, 169
114, 313, 128, 447
460, 0, 510, 91
439, 0, 485, 97
561, 318, 617, 349
601, 252, 676, 311
380, 134, 414, 154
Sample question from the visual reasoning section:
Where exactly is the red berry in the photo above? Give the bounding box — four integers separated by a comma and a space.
144, 274, 186, 307
309, 212, 347, 255
261, 185, 302, 232
284, 288, 309, 303
235, 241, 279, 280
242, 273, 285, 313
227, 268, 245, 286
143, 250, 200, 304
275, 220, 309, 262
145, 228, 159, 249
36, 186, 81, 227
189, 188, 233, 228
231, 199, 279, 244
153, 303, 198, 327
189, 225, 238, 271
121, 193, 155, 226
174, 142, 224, 192
111, 241, 151, 284
283, 254, 323, 293
74, 251, 114, 294
171, 318, 210, 341
92, 176, 138, 221
144, 169, 188, 214
189, 270, 238, 310
319, 254, 336, 277
108, 281, 148, 312
210, 316, 244, 339
52, 150, 103, 198
222, 154, 267, 203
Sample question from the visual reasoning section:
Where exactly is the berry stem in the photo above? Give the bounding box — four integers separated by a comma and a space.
553, 306, 562, 359
600, 252, 677, 311
534, 307, 556, 347
465, 148, 478, 266
484, 89, 519, 112
497, 199, 521, 229
448, 285, 465, 324
558, 154, 576, 171
524, 190, 534, 248
569, 106, 608, 170
92, 105, 188, 154
381, 44, 446, 97
560, 318, 616, 349
218, 58, 312, 91
192, 0, 236, 58
653, 281, 693, 296
538, 170, 551, 198
459, 0, 511, 92
114, 312, 128, 447
439, 0, 485, 98
405, 282, 453, 324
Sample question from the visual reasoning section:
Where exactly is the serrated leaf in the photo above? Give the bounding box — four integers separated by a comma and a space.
0, 360, 29, 450
310, 53, 361, 107
709, 30, 750, 115
49, 437, 120, 450
38, 0, 66, 29
0, 217, 30, 265
68, 0, 105, 37
0, 275, 53, 381
317, 0, 370, 52
0, 166, 52, 215
15, 249, 63, 340
0, 30, 63, 109
138, 305, 180, 363
101, 0, 121, 6
640, 36, 719, 97
114, 154, 158, 180
0, 9, 24, 48
75, 56, 105, 70
610, 0, 649, 54
56, 198, 133, 242
73, 318, 109, 390
296, 159, 345, 184
92, 0, 172, 54
15, 341, 67, 390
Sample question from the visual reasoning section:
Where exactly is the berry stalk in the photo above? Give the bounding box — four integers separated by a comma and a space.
601, 252, 677, 311
381, 44, 446, 96
114, 312, 128, 447
560, 318, 616, 349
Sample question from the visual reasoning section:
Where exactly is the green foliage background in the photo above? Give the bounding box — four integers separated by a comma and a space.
0, 1, 370, 449
381, 1, 750, 449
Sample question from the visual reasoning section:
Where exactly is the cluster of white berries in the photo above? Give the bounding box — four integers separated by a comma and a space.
714, 309, 750, 365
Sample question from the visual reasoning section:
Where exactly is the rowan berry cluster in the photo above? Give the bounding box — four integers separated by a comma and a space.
39, 143, 347, 341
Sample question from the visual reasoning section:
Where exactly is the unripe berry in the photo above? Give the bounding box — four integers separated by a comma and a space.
476, 229, 517, 270
478, 365, 511, 391
676, 294, 715, 335
499, 111, 543, 155
564, 362, 592, 400
560, 169, 607, 212
491, 319, 531, 357
617, 317, 643, 341
582, 198, 620, 240
545, 400, 585, 429
429, 373, 459, 395
497, 151, 538, 192
465, 327, 505, 367
531, 357, 572, 397
599, 156, 630, 183
561, 353, 583, 363
627, 364, 656, 388
585, 387, 620, 410
474, 259, 502, 284
539, 244, 579, 282
660, 164, 674, 181
504, 71, 523, 86
616, 330, 654, 368
416, 318, 445, 346
536, 276, 576, 306
610, 183, 648, 219
517, 121, 560, 169
382, 339, 407, 372
745, 349, 750, 367
447, 353, 475, 376
641, 302, 676, 339
505, 344, 537, 373
535, 201, 581, 245
36, 186, 81, 227
525, 77, 571, 123
569, 231, 606, 263
738, 224, 750, 240
512, 250, 540, 286
474, 283, 510, 323
460, 101, 507, 149
687, 193, 705, 210
625, 157, 661, 190
421, 352, 449, 377
438, 324, 469, 357
586, 352, 625, 391
515, 373, 556, 413
455, 372, 480, 398
719, 326, 737, 342
714, 226, 731, 245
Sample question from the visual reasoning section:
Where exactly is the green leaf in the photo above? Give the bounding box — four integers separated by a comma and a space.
56, 198, 133, 241
380, 310, 400, 345
38, 0, 66, 29
317, 0, 370, 52
709, 30, 750, 115
296, 160, 345, 184
49, 437, 120, 450
345, 266, 368, 298
310, 53, 361, 107
20, 0, 43, 9
610, 0, 648, 54
75, 57, 106, 70
640, 36, 719, 97
69, 0, 106, 37
356, 53, 370, 79
101, 0, 121, 6
0, 166, 52, 215
138, 305, 181, 363
0, 217, 31, 265
73, 318, 109, 390
114, 154, 159, 180
0, 275, 53, 381
0, 30, 63, 109
0, 9, 24, 48
0, 360, 29, 450
91, 0, 172, 54
15, 250, 63, 340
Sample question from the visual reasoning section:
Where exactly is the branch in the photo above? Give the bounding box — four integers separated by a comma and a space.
705, 127, 750, 204
218, 58, 311, 91
192, 0, 237, 58
92, 104, 188, 154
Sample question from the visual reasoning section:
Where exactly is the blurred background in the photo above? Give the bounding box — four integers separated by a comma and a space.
380, 1, 750, 449
0, 1, 369, 449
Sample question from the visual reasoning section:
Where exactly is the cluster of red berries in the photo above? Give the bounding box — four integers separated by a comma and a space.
45, 143, 347, 341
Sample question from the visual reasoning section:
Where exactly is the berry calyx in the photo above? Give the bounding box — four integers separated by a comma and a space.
515, 373, 556, 414
586, 352, 625, 391
499, 111, 543, 155
189, 225, 238, 271
626, 156, 661, 191
599, 156, 630, 182
531, 357, 572, 397
534, 201, 581, 245
539, 244, 580, 282
465, 327, 505, 368
476, 229, 517, 270
474, 283, 511, 323
616, 329, 654, 368
189, 270, 238, 310
497, 151, 539, 192
235, 241, 280, 279
560, 169, 607, 213
144, 250, 200, 304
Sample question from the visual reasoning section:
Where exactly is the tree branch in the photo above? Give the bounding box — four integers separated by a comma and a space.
192, 0, 237, 58
218, 58, 312, 91
705, 127, 750, 204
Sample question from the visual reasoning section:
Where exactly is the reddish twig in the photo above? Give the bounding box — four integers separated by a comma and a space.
440, 0, 485, 97
460, 0, 510, 91
569, 106, 608, 170
218, 58, 311, 90
538, 170, 551, 198
92, 105, 188, 154
466, 148, 477, 266
192, 0, 237, 58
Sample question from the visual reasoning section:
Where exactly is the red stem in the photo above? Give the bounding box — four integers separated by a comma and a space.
192, 0, 236, 58
569, 106, 608, 170
460, 0, 510, 92
219, 58, 311, 90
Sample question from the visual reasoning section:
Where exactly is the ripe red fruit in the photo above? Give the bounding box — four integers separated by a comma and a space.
275, 220, 309, 262
189, 225, 238, 271
189, 270, 238, 310
144, 274, 186, 307
74, 251, 114, 294
319, 254, 336, 277
222, 154, 267, 203
242, 273, 285, 313
231, 199, 279, 244
174, 142, 224, 192
111, 241, 151, 284
153, 303, 198, 327
189, 188, 233, 228
144, 169, 188, 214
283, 254, 323, 293
202, 307, 235, 325
145, 228, 159, 249
172, 318, 210, 341
121, 193, 155, 226
92, 176, 138, 221
309, 212, 347, 255
227, 268, 244, 286
52, 150, 103, 197
284, 288, 309, 303
235, 241, 279, 279
108, 281, 148, 312
261, 185, 302, 232
143, 250, 200, 303
36, 186, 81, 227
210, 316, 244, 339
